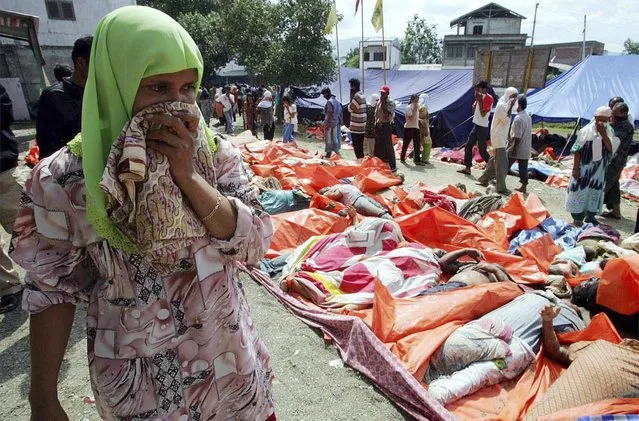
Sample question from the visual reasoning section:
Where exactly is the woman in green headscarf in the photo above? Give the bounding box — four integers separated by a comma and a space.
10, 6, 275, 420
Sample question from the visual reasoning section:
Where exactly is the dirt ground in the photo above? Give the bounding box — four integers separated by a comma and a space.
1, 121, 637, 421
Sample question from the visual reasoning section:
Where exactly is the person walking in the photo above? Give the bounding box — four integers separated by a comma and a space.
282, 95, 297, 143
36, 36, 93, 159
375, 85, 397, 172
197, 85, 213, 127
257, 91, 275, 140
458, 80, 493, 175
603, 102, 635, 219
11, 7, 275, 420
348, 78, 367, 159
418, 93, 433, 164
244, 88, 257, 136
401, 94, 425, 166
477, 87, 518, 193
216, 85, 235, 135
566, 106, 619, 226
508, 94, 533, 194
363, 94, 379, 158
322, 87, 341, 158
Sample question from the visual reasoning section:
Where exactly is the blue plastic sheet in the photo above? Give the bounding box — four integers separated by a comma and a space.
508, 217, 589, 254
527, 56, 639, 127
295, 68, 486, 147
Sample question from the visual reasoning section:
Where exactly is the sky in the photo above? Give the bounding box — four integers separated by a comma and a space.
328, 0, 638, 53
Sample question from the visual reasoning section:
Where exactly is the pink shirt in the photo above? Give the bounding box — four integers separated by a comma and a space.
11, 139, 275, 420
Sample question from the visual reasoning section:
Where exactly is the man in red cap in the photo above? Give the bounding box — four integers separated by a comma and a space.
375, 85, 397, 172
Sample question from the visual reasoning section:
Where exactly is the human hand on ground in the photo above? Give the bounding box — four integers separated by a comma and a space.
464, 248, 485, 261
540, 304, 560, 322
146, 111, 200, 186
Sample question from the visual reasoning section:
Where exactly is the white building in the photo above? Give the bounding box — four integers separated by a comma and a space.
1, 0, 135, 110
359, 39, 401, 70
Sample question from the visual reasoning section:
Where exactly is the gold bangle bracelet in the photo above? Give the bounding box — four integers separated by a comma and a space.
201, 191, 222, 223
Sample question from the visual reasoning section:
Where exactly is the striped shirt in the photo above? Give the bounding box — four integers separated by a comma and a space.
348, 91, 367, 134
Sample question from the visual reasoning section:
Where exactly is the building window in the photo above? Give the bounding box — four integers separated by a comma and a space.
45, 0, 76, 21
446, 46, 463, 58
467, 47, 478, 59
473, 25, 483, 35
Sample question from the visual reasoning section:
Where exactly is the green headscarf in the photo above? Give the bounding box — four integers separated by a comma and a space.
77, 6, 204, 252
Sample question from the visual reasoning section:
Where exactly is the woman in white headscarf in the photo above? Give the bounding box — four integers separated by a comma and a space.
363, 93, 379, 157
418, 93, 433, 164
478, 87, 518, 193
566, 106, 620, 226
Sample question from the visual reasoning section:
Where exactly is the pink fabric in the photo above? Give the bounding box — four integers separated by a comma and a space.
11, 139, 275, 420
246, 266, 454, 421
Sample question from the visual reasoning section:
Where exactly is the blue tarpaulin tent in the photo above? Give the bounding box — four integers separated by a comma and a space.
527, 55, 639, 127
294, 68, 487, 147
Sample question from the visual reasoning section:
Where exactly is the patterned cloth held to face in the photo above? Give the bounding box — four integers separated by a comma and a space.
101, 102, 216, 273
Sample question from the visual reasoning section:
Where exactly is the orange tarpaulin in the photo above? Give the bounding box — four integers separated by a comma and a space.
398, 206, 546, 284
518, 234, 563, 271
596, 255, 639, 315
353, 168, 403, 194
370, 280, 523, 382
448, 312, 622, 420
477, 193, 549, 250
545, 174, 570, 189
267, 208, 351, 256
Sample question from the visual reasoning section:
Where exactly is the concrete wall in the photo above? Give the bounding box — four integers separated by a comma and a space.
1, 0, 136, 46
360, 42, 401, 70
0, 43, 74, 107
464, 17, 522, 35
442, 35, 527, 68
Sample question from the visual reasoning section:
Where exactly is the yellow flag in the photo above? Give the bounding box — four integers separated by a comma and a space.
324, 2, 337, 34
371, 0, 383, 33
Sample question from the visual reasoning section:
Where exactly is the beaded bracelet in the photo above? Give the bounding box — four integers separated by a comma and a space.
201, 191, 222, 223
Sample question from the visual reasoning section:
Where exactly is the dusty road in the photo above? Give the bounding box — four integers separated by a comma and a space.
1, 124, 636, 420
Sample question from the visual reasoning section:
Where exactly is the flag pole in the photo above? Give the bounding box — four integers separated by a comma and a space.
380, 0, 386, 85
361, 0, 365, 94
334, 0, 343, 104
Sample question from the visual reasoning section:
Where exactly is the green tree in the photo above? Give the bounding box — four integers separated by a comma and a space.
344, 48, 360, 68
259, 0, 336, 86
139, 0, 335, 86
401, 15, 442, 64
177, 12, 229, 76
623, 38, 639, 55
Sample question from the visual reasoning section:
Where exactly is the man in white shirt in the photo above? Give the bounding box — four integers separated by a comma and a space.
459, 81, 494, 175
400, 94, 425, 166
282, 95, 297, 143
477, 87, 518, 193
216, 85, 235, 134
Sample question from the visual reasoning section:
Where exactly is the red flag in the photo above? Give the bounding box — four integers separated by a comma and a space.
355, 0, 361, 16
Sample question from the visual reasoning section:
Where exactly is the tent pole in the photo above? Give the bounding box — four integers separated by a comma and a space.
556, 118, 581, 161
381, 0, 387, 85
361, 0, 365, 94
334, 0, 343, 103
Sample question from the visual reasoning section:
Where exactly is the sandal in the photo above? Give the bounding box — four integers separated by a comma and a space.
0, 290, 23, 314
601, 211, 621, 220
457, 168, 471, 175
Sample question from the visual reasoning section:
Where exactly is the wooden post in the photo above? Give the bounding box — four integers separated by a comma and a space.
484, 50, 493, 82
524, 48, 535, 92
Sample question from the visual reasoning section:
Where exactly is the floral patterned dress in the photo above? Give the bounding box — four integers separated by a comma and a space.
10, 139, 275, 421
